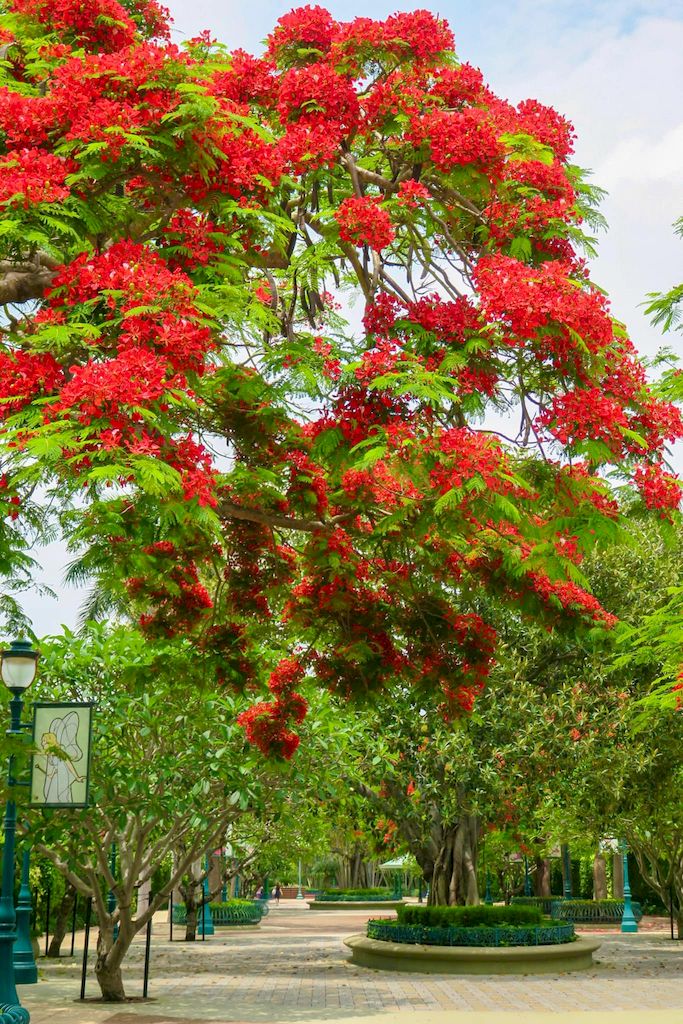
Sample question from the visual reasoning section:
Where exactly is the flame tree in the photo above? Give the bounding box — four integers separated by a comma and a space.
0, 2, 680, 751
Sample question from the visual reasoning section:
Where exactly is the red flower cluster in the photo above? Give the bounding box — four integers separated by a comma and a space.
237, 657, 308, 759
0, 149, 72, 206
335, 196, 395, 252
0, 351, 64, 419
475, 255, 614, 358
633, 463, 682, 513
127, 542, 214, 638
9, 0, 169, 51
411, 108, 502, 172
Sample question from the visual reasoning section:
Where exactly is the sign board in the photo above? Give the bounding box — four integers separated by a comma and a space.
30, 702, 94, 808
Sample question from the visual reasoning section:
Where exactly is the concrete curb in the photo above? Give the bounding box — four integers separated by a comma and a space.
344, 932, 601, 974
309, 900, 404, 911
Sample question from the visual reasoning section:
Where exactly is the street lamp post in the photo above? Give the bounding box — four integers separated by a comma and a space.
198, 856, 214, 936
13, 849, 37, 984
0, 639, 39, 1022
561, 843, 573, 899
523, 856, 532, 897
107, 843, 119, 942
620, 840, 639, 934
296, 859, 304, 900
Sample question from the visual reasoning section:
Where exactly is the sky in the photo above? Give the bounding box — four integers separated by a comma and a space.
20, 0, 683, 637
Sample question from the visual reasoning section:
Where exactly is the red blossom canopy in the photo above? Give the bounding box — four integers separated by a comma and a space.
0, 1, 680, 756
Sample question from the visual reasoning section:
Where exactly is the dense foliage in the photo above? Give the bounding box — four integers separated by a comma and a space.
397, 903, 542, 927
0, 1, 680, 753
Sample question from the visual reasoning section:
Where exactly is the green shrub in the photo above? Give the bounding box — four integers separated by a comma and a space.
397, 904, 543, 928
208, 899, 255, 910
319, 887, 391, 897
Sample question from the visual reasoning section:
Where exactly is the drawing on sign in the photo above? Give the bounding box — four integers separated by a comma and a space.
38, 712, 85, 803
31, 703, 93, 807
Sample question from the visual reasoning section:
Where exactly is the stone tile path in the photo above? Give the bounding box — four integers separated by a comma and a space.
20, 902, 683, 1023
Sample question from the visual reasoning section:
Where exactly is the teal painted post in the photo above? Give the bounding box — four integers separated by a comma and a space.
524, 856, 532, 897
561, 844, 572, 899
234, 875, 240, 898
107, 844, 119, 942
13, 849, 37, 984
620, 841, 639, 933
198, 859, 214, 936
0, 693, 30, 1021
261, 876, 269, 903
483, 844, 493, 905
296, 860, 304, 899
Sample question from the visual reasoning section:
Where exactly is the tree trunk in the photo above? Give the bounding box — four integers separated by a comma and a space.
47, 885, 76, 958
425, 816, 479, 906
534, 857, 551, 897
593, 854, 608, 900
95, 959, 126, 1001
94, 926, 128, 1001
612, 853, 624, 898
184, 890, 198, 942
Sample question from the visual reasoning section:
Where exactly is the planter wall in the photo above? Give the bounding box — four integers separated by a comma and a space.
344, 933, 601, 975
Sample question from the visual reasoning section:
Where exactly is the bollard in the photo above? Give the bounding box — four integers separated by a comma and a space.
79, 897, 92, 1000
142, 891, 153, 998
44, 885, 51, 957
70, 893, 78, 957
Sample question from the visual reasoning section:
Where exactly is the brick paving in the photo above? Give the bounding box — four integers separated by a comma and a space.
20, 902, 683, 1023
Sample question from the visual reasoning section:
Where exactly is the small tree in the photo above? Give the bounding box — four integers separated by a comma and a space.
26, 624, 336, 999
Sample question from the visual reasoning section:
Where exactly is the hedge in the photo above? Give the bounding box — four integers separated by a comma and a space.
367, 918, 575, 947
511, 896, 561, 916
319, 888, 391, 897
550, 899, 643, 923
397, 904, 543, 928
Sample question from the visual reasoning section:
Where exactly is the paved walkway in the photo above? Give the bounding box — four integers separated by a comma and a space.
20, 901, 683, 1024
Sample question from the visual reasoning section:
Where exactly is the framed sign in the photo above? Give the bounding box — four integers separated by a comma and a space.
30, 702, 94, 808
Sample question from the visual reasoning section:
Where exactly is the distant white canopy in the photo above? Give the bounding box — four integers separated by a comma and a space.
379, 855, 412, 871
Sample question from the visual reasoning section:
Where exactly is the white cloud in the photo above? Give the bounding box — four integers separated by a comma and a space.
596, 125, 683, 187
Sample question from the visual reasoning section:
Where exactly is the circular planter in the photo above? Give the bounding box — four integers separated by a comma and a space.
344, 933, 601, 975
172, 901, 264, 926
310, 900, 404, 911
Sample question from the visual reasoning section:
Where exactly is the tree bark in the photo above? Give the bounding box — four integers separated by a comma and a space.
423, 816, 479, 906
593, 854, 608, 900
47, 885, 76, 958
534, 857, 551, 897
